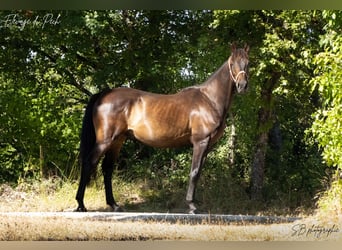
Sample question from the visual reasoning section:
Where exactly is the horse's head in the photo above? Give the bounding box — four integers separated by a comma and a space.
228, 43, 249, 93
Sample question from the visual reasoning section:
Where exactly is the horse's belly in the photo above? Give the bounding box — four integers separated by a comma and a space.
126, 97, 192, 147
129, 124, 191, 148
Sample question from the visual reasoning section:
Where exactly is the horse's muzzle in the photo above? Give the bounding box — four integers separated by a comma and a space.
236, 80, 248, 93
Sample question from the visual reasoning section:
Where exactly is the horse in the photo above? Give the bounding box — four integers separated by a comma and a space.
75, 44, 250, 214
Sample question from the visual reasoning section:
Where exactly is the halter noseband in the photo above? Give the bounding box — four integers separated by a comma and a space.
228, 57, 247, 83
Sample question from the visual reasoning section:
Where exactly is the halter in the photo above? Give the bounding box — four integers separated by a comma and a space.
228, 57, 247, 83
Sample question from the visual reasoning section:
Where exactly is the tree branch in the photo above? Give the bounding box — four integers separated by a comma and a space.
21, 40, 93, 97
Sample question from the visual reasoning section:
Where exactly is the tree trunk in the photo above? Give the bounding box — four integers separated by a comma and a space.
227, 112, 236, 167
251, 128, 269, 200
250, 72, 280, 200
39, 145, 44, 179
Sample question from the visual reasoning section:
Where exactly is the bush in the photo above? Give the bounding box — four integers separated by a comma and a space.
317, 178, 342, 216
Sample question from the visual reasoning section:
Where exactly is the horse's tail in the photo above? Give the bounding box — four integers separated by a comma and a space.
80, 89, 112, 184
79, 92, 102, 184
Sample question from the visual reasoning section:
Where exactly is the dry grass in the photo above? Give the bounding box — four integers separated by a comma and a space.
0, 178, 341, 241
1, 213, 342, 241
0, 177, 143, 212
0, 214, 340, 241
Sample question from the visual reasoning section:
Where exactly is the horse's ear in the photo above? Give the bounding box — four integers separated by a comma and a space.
231, 42, 237, 53
244, 44, 250, 54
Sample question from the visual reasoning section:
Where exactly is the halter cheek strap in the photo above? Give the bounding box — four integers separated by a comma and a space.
228, 58, 247, 83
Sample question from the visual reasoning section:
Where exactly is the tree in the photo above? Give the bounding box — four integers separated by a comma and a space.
307, 11, 342, 214
211, 10, 327, 203
0, 10, 333, 213
0, 10, 212, 181
310, 11, 342, 172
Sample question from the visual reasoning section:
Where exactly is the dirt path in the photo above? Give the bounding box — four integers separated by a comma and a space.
0, 211, 300, 224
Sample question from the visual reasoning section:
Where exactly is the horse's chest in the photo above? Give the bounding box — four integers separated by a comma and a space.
210, 122, 226, 145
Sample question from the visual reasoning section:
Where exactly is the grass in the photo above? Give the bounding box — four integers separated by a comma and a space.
0, 176, 146, 212
0, 177, 341, 241
0, 212, 341, 241
316, 179, 342, 218
0, 175, 311, 215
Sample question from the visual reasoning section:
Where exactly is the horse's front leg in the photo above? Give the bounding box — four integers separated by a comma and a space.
186, 136, 210, 214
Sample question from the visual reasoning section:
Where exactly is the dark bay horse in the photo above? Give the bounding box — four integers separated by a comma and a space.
76, 44, 250, 214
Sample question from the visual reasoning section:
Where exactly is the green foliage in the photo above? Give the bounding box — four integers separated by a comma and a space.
309, 14, 342, 170
0, 10, 339, 214
0, 144, 21, 182
306, 11, 342, 215
0, 10, 208, 181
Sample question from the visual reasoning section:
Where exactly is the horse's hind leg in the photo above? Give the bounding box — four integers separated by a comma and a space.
75, 166, 90, 212
76, 141, 112, 212
102, 135, 126, 212
102, 152, 121, 211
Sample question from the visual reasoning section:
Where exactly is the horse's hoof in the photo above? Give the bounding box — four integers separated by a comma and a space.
110, 205, 124, 212
188, 208, 198, 214
115, 206, 124, 212
75, 206, 87, 212
187, 202, 198, 214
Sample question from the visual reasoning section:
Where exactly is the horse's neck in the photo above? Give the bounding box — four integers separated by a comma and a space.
200, 62, 235, 118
